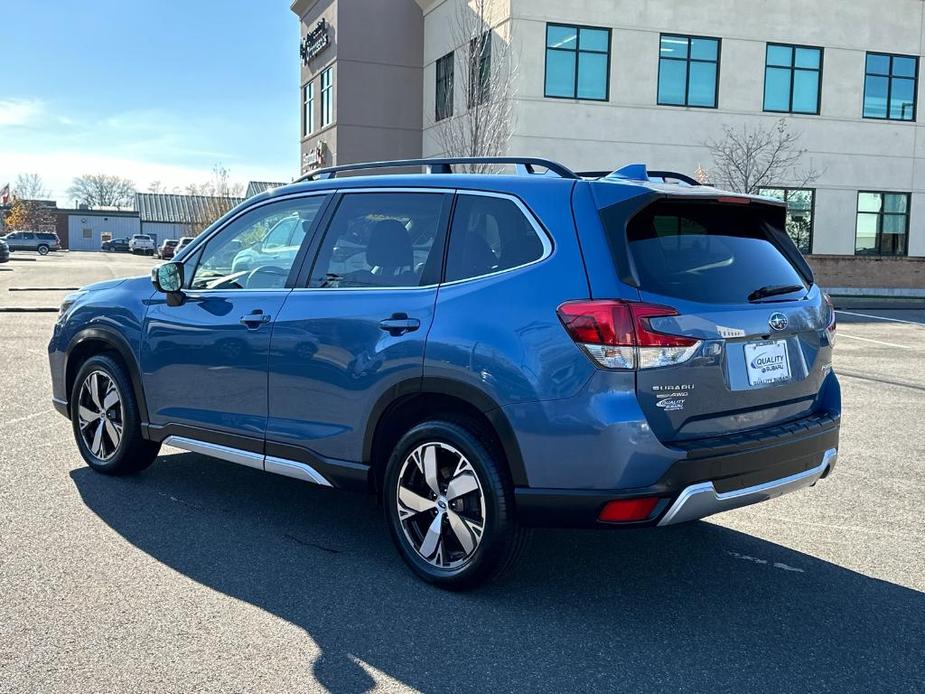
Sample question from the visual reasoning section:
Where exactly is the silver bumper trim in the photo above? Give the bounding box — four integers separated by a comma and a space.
658, 447, 837, 527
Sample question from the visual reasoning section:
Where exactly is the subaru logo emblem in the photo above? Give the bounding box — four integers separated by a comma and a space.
769, 312, 788, 331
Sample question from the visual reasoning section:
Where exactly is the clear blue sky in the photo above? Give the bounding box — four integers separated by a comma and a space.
0, 0, 299, 203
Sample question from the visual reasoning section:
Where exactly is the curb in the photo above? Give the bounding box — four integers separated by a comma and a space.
9, 287, 80, 292
0, 307, 59, 313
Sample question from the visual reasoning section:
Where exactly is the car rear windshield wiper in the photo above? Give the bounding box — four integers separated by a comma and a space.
747, 284, 805, 303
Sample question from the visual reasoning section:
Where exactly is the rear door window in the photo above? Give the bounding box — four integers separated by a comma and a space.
444, 194, 547, 282
308, 192, 449, 288
623, 201, 807, 304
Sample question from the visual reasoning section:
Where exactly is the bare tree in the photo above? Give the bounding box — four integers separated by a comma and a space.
12, 173, 50, 200
147, 180, 167, 193
429, 0, 515, 172
704, 119, 821, 194
68, 174, 136, 208
185, 164, 244, 198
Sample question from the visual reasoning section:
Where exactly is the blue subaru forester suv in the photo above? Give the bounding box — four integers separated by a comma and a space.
49, 157, 840, 589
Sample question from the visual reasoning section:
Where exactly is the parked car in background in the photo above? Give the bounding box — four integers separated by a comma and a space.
101, 237, 131, 253
156, 239, 179, 260
3, 231, 60, 255
0, 237, 9, 263
175, 236, 194, 255
128, 234, 155, 255
50, 156, 840, 589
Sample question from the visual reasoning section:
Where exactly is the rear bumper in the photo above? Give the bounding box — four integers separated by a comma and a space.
515, 413, 839, 528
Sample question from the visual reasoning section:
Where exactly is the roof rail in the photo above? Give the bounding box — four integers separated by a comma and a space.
295, 157, 579, 182
599, 164, 702, 187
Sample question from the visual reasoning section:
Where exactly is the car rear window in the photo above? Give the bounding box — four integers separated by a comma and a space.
619, 200, 808, 304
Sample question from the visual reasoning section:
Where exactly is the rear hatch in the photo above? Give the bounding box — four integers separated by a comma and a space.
603, 194, 835, 443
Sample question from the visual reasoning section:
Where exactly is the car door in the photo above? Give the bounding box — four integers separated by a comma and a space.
140, 193, 330, 451
266, 189, 452, 483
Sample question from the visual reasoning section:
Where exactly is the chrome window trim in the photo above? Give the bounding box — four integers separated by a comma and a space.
290, 187, 554, 292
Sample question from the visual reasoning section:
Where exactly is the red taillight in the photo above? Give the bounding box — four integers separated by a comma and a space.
717, 196, 751, 205
598, 497, 660, 523
557, 300, 697, 348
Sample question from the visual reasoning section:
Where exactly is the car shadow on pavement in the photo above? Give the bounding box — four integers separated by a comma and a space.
71, 453, 925, 693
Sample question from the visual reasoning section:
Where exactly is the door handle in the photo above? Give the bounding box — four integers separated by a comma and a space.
379, 313, 421, 336
240, 310, 272, 328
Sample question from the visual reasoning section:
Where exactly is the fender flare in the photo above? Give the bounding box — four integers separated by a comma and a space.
65, 327, 150, 425
363, 376, 529, 487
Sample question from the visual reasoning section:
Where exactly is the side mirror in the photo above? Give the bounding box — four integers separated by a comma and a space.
152, 262, 185, 304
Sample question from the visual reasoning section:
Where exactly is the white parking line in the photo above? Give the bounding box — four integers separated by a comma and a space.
837, 333, 914, 349
836, 310, 925, 327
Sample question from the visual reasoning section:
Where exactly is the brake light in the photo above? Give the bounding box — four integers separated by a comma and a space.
557, 300, 702, 370
823, 292, 836, 344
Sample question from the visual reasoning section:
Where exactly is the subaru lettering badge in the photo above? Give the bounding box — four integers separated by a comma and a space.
769, 312, 789, 331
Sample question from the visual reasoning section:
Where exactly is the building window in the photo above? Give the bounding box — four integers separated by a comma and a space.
658, 34, 720, 108
302, 82, 315, 136
320, 67, 333, 127
544, 24, 611, 101
856, 192, 910, 256
758, 187, 815, 253
863, 53, 918, 121
468, 31, 491, 107
764, 44, 822, 114
436, 51, 454, 121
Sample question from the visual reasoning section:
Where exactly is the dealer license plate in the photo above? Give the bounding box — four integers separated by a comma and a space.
744, 340, 791, 386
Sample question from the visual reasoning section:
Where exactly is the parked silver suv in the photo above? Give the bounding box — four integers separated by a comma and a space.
2, 231, 60, 255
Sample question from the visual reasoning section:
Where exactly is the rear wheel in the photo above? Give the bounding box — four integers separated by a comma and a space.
70, 354, 160, 475
384, 419, 527, 589
37, 244, 49, 255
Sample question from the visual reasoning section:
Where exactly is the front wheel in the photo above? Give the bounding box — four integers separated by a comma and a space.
384, 419, 527, 589
37, 244, 49, 255
70, 354, 160, 475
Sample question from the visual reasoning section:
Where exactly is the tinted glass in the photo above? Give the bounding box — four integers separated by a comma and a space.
190, 196, 325, 291
547, 25, 577, 49
577, 52, 608, 99
579, 28, 609, 52
767, 44, 792, 67
792, 70, 820, 112
884, 193, 909, 213
764, 67, 791, 111
864, 75, 889, 118
858, 192, 883, 213
310, 193, 446, 288
660, 35, 688, 59
855, 214, 878, 253
795, 47, 820, 69
688, 61, 717, 107
658, 59, 687, 105
867, 54, 891, 75
622, 202, 806, 304
690, 38, 718, 61
445, 195, 545, 282
893, 56, 917, 77
546, 50, 576, 97
890, 77, 916, 119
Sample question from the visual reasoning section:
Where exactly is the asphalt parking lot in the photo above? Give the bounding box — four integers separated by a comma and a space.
0, 253, 923, 693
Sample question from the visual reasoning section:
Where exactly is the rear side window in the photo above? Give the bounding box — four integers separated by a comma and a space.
623, 201, 807, 304
309, 192, 448, 288
445, 194, 546, 282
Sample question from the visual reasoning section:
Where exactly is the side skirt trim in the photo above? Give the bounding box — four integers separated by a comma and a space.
163, 435, 334, 487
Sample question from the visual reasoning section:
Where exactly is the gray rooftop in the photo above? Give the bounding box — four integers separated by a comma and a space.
245, 181, 288, 198
135, 192, 244, 224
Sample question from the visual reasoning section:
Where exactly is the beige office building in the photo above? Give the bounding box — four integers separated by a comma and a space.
292, 0, 925, 291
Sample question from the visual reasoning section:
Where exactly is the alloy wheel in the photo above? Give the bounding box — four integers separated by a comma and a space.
77, 371, 124, 461
396, 442, 486, 569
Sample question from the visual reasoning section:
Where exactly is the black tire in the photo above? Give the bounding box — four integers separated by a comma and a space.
37, 245, 49, 255
70, 354, 160, 475
384, 418, 528, 590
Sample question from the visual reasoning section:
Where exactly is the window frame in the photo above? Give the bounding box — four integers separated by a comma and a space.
543, 22, 612, 102
657, 33, 722, 109
435, 51, 455, 121
302, 81, 315, 137
855, 191, 911, 257
762, 43, 823, 115
181, 192, 333, 293
863, 52, 919, 121
757, 186, 816, 254
320, 67, 334, 128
